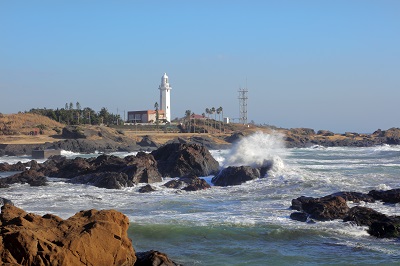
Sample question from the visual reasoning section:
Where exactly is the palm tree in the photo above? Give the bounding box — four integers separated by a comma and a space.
210, 107, 216, 133
217, 107, 222, 133
205, 108, 210, 132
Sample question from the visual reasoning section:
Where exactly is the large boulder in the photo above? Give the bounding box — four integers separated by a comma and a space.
291, 195, 350, 221
121, 152, 162, 184
211, 166, 260, 186
151, 143, 219, 177
0, 205, 136, 265
69, 172, 133, 189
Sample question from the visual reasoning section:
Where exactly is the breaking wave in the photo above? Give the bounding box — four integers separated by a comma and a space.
222, 131, 287, 173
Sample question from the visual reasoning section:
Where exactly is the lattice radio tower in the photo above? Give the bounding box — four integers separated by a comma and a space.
238, 87, 248, 124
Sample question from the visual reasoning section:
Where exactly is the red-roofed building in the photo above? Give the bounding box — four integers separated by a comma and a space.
127, 110, 166, 123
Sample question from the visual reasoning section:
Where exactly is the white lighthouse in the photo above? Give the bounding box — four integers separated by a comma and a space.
158, 73, 172, 122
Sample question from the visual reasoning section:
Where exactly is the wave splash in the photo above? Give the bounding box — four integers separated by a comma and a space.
222, 131, 287, 174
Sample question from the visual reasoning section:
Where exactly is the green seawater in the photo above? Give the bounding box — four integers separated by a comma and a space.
129, 223, 400, 265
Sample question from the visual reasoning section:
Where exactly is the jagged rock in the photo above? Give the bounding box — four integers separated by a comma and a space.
70, 172, 133, 189
368, 188, 400, 203
0, 205, 136, 265
135, 250, 181, 266
2, 169, 47, 186
151, 143, 219, 177
211, 166, 260, 186
121, 152, 162, 184
344, 206, 388, 226
297, 196, 350, 221
138, 184, 156, 193
0, 161, 29, 172
54, 157, 93, 179
89, 154, 127, 172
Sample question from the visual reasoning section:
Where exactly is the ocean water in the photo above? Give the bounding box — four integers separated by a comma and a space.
1, 133, 400, 265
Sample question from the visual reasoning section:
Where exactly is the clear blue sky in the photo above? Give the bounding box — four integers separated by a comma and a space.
1, 1, 399, 133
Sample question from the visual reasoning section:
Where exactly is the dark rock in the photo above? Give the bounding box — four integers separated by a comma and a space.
291, 196, 315, 211
368, 189, 400, 203
331, 191, 375, 203
121, 153, 162, 184
300, 196, 349, 221
163, 179, 182, 189
369, 217, 400, 238
135, 250, 181, 266
138, 184, 156, 193
151, 143, 219, 177
290, 212, 308, 222
54, 157, 93, 179
0, 161, 29, 172
164, 174, 211, 191
344, 206, 388, 226
89, 154, 127, 172
211, 166, 260, 186
2, 169, 48, 186
69, 172, 133, 189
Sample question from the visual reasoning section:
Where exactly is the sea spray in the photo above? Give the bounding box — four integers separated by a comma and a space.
222, 131, 287, 175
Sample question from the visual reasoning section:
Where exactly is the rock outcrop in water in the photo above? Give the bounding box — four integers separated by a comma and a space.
163, 174, 211, 191
211, 166, 261, 186
290, 189, 400, 238
0, 143, 218, 190
0, 204, 136, 265
211, 162, 273, 187
151, 143, 220, 177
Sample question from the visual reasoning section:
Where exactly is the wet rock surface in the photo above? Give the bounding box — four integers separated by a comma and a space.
291, 189, 400, 238
0, 204, 136, 265
151, 143, 220, 177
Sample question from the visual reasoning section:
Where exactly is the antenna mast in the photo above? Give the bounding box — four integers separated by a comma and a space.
238, 87, 248, 125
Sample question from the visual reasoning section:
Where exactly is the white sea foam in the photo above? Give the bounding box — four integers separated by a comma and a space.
222, 131, 287, 169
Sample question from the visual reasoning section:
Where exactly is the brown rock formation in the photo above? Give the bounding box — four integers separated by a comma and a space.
0, 204, 136, 265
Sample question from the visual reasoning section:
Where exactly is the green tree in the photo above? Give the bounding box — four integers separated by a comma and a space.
185, 110, 191, 133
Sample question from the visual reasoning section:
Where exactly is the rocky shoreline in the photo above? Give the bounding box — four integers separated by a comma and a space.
3, 126, 400, 156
